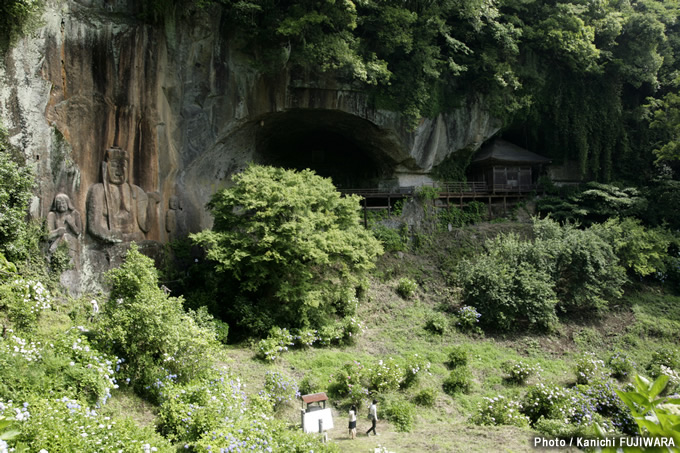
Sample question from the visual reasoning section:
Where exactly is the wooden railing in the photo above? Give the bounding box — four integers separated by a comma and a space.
340, 181, 538, 197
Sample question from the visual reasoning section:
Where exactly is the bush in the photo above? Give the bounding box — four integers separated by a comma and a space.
401, 353, 431, 389
256, 327, 294, 361
372, 225, 407, 252
647, 348, 680, 378
442, 368, 471, 395
331, 361, 369, 403
446, 346, 469, 369
383, 399, 416, 432
368, 358, 404, 393
1, 397, 173, 453
396, 278, 418, 299
424, 312, 448, 334
263, 371, 300, 411
0, 278, 51, 331
502, 360, 542, 385
96, 244, 217, 399
591, 217, 670, 278
607, 351, 635, 380
413, 388, 437, 407
456, 305, 481, 331
472, 395, 530, 428
521, 383, 571, 424
575, 352, 608, 385
191, 165, 382, 333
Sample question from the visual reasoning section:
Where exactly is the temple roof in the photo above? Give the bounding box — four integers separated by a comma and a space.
472, 139, 551, 165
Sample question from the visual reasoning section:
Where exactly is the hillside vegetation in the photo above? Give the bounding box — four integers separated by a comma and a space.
1, 158, 680, 451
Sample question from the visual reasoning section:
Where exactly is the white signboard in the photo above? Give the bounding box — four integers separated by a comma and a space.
302, 408, 334, 433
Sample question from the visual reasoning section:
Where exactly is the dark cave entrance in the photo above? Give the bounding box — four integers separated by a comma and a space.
255, 109, 398, 189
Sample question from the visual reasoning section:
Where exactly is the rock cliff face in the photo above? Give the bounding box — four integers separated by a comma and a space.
0, 0, 500, 290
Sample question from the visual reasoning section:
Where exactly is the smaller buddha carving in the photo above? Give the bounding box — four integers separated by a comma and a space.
47, 193, 82, 265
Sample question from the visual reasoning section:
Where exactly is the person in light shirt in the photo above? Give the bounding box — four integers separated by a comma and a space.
348, 404, 357, 439
366, 399, 378, 436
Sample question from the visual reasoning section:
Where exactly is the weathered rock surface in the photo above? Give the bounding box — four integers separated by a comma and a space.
0, 0, 501, 291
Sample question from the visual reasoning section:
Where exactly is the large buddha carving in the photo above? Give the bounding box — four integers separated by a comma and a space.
87, 147, 160, 243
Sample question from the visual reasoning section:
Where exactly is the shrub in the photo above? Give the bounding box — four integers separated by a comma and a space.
502, 360, 542, 385
262, 371, 300, 411
396, 278, 418, 299
413, 388, 436, 407
191, 165, 382, 332
591, 217, 670, 278
578, 378, 636, 434
647, 348, 680, 378
442, 368, 471, 395
372, 225, 407, 252
424, 312, 448, 334
331, 361, 369, 403
368, 358, 404, 393
256, 327, 294, 361
446, 346, 469, 369
456, 305, 481, 331
96, 244, 217, 399
1, 397, 173, 453
383, 399, 416, 432
575, 352, 608, 385
401, 353, 431, 389
472, 395, 530, 428
522, 383, 571, 424
0, 278, 51, 330
607, 351, 635, 380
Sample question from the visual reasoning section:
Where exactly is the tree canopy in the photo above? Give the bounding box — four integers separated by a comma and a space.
191, 165, 382, 335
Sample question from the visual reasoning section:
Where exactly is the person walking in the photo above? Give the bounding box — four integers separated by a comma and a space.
348, 404, 357, 439
366, 399, 378, 436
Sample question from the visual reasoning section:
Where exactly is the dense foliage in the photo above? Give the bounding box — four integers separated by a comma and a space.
192, 165, 382, 335
97, 244, 218, 399
0, 130, 35, 262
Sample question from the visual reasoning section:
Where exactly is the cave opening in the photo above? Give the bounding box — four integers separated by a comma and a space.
255, 109, 398, 189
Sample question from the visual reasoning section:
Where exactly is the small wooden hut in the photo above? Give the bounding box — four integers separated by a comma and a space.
468, 139, 551, 193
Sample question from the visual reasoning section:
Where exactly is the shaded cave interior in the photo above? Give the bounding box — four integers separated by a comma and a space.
255, 110, 400, 189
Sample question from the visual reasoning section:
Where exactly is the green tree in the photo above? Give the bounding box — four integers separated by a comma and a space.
191, 165, 382, 335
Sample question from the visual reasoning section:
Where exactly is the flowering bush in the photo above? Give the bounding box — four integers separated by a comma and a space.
332, 361, 369, 403
341, 316, 364, 345
578, 378, 636, 434
647, 348, 680, 379
607, 351, 635, 379
0, 397, 172, 452
97, 245, 217, 400
262, 371, 300, 410
472, 395, 530, 428
0, 328, 118, 405
0, 279, 51, 330
157, 371, 249, 443
456, 305, 481, 331
256, 327, 294, 361
522, 383, 570, 424
368, 358, 404, 393
401, 353, 431, 389
396, 278, 418, 299
575, 352, 608, 385
316, 323, 344, 347
502, 360, 542, 385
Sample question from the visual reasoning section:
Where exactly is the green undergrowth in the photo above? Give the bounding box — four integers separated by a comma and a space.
216, 222, 680, 452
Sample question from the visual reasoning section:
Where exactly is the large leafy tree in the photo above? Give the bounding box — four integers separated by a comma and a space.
192, 165, 382, 334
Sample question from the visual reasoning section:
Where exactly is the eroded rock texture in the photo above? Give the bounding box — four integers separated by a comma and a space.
0, 0, 500, 291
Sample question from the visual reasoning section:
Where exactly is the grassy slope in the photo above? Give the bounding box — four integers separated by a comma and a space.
111, 221, 680, 452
